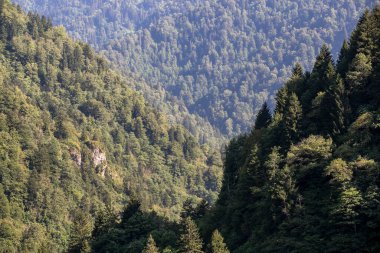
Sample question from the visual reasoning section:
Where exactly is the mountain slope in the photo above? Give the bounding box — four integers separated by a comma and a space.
201, 6, 380, 252
12, 0, 375, 136
68, 6, 380, 252
0, 1, 222, 252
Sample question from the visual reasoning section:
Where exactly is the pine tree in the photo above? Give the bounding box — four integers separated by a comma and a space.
0, 184, 10, 219
265, 147, 295, 221
346, 53, 372, 93
210, 230, 230, 253
143, 234, 160, 253
180, 217, 204, 253
320, 75, 346, 136
274, 86, 288, 116
284, 93, 302, 144
292, 62, 303, 78
69, 210, 93, 253
254, 102, 272, 129
350, 10, 375, 59
302, 45, 334, 112
337, 40, 350, 77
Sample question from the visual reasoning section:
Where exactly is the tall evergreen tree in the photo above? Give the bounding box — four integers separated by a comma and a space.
265, 147, 295, 221
143, 234, 160, 253
284, 93, 302, 144
210, 230, 230, 253
350, 10, 375, 59
254, 102, 272, 130
301, 45, 334, 112
274, 86, 288, 116
0, 184, 10, 219
337, 40, 350, 77
180, 217, 204, 253
320, 75, 346, 136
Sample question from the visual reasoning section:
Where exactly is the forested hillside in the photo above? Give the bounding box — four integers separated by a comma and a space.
0, 1, 222, 252
65, 6, 378, 253
13, 0, 375, 136
202, 6, 380, 252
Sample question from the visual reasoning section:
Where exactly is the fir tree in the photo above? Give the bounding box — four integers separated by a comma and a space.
320, 75, 346, 136
0, 184, 10, 219
274, 86, 289, 116
284, 93, 302, 144
351, 10, 375, 59
265, 148, 295, 222
210, 230, 230, 253
346, 53, 372, 93
302, 45, 334, 111
143, 234, 160, 253
180, 217, 204, 253
292, 62, 304, 78
254, 102, 272, 130
337, 40, 350, 77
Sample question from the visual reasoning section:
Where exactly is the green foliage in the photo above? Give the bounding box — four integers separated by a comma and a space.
210, 230, 229, 253
12, 0, 374, 137
180, 217, 204, 253
0, 2, 222, 251
203, 6, 380, 252
254, 102, 272, 130
142, 234, 160, 253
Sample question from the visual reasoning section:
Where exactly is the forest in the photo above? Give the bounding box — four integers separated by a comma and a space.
13, 0, 375, 139
83, 5, 380, 252
0, 0, 379, 252
0, 1, 222, 251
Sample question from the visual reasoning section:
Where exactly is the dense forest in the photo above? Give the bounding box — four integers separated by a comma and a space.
0, 1, 223, 252
76, 5, 379, 253
13, 0, 375, 137
1, 0, 380, 253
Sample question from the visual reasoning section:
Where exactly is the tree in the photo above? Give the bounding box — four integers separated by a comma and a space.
274, 87, 288, 116
346, 53, 372, 92
302, 45, 334, 112
337, 40, 350, 77
254, 102, 272, 130
265, 147, 295, 220
0, 184, 10, 219
320, 75, 346, 136
142, 234, 160, 253
210, 230, 230, 253
180, 217, 204, 253
284, 93, 302, 143
69, 210, 93, 253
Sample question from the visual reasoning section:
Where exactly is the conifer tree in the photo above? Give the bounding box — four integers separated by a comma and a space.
143, 234, 160, 253
320, 75, 346, 136
284, 93, 302, 144
180, 217, 204, 253
265, 147, 295, 220
346, 53, 372, 93
210, 230, 230, 253
0, 184, 10, 219
274, 86, 288, 116
302, 45, 334, 111
337, 40, 350, 77
351, 10, 375, 59
292, 62, 303, 78
254, 102, 272, 130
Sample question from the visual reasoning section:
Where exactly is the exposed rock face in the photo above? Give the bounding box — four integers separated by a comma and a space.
70, 148, 82, 167
92, 147, 107, 177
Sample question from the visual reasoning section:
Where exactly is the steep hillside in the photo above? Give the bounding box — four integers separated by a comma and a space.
45, 5, 380, 253
12, 0, 375, 136
202, 6, 380, 252
0, 1, 222, 252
